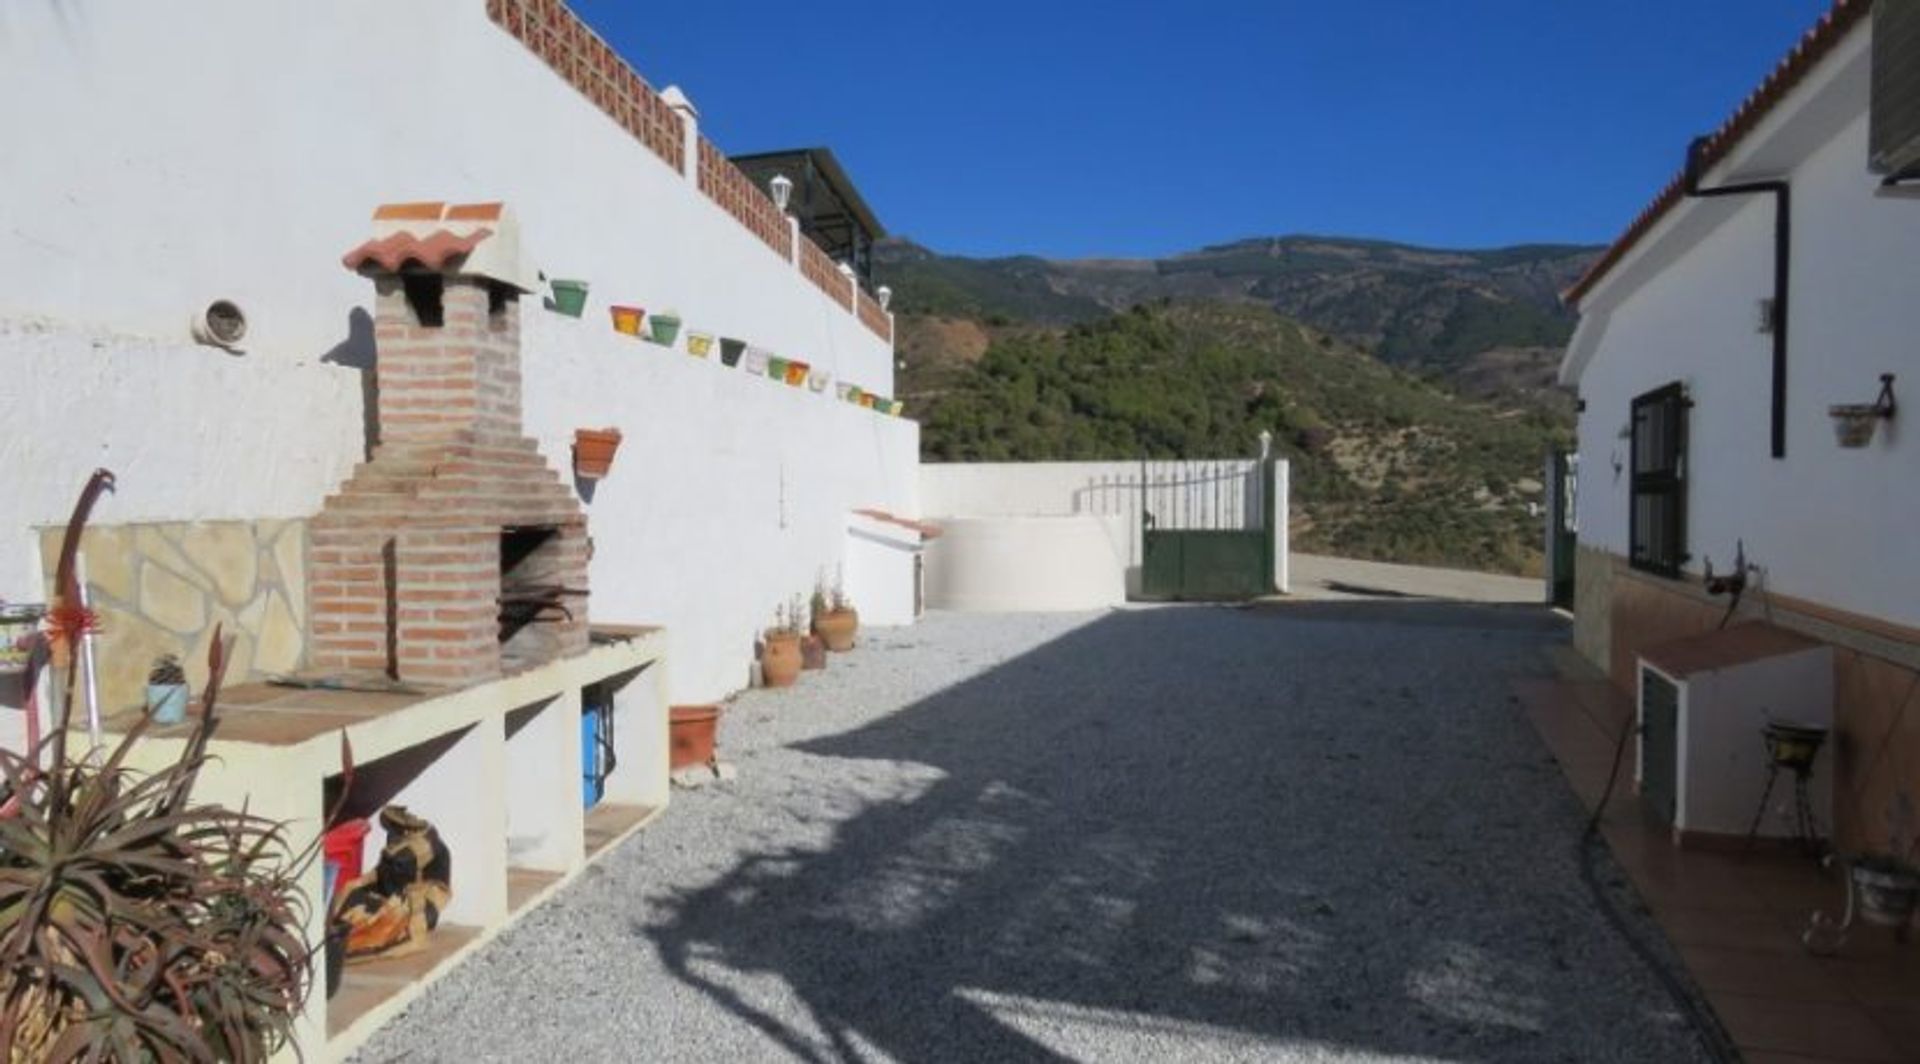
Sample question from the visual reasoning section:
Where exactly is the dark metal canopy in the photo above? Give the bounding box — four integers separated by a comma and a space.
730, 147, 885, 283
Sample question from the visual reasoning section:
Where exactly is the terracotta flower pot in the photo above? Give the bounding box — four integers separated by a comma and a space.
669, 704, 721, 770
785, 360, 810, 387
800, 634, 827, 670
609, 305, 644, 336
573, 427, 622, 479
813, 608, 858, 652
761, 631, 802, 688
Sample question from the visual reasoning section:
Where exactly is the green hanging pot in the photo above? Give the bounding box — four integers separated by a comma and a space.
647, 313, 682, 346
767, 356, 789, 381
548, 279, 589, 318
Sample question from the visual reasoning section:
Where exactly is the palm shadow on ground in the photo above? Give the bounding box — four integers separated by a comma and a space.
641, 603, 1707, 1062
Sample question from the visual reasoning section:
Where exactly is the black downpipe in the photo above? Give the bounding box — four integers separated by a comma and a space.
1682, 136, 1791, 460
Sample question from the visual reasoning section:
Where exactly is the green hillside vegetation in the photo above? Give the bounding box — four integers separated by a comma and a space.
914, 302, 1570, 574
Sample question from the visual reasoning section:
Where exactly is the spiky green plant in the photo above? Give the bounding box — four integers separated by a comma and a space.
0, 471, 317, 1061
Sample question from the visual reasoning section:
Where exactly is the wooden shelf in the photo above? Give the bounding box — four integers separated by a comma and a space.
507, 867, 563, 913
327, 924, 483, 1038
584, 802, 658, 859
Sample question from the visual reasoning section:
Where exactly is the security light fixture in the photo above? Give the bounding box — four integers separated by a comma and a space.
769, 173, 793, 213
877, 285, 892, 311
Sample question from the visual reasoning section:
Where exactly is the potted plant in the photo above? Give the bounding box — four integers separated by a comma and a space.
687, 332, 715, 358
669, 704, 721, 770
146, 652, 190, 725
609, 305, 645, 336
759, 600, 804, 688
548, 278, 590, 318
647, 309, 683, 346
1808, 791, 1920, 953
719, 337, 746, 367
812, 568, 859, 652
0, 631, 315, 1059
573, 427, 623, 479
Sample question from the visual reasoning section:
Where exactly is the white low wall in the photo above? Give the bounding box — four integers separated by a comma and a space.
0, 0, 914, 702
919, 460, 1289, 597
923, 516, 1129, 612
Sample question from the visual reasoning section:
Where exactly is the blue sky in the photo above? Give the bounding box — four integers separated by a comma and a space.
574, 1, 1833, 259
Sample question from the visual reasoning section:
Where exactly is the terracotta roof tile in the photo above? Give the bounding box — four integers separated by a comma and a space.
1564, 0, 1871, 305
444, 202, 505, 222
372, 201, 447, 221
853, 508, 943, 540
342, 228, 494, 274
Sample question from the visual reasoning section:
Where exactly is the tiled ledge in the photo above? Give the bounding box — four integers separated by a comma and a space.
1515, 658, 1920, 1062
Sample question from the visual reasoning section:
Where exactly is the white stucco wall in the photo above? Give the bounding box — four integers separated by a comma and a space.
0, 0, 913, 701
1569, 110, 1920, 628
918, 460, 1288, 597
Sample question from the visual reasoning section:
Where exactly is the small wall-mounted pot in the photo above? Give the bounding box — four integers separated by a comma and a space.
189, 299, 248, 353
719, 338, 746, 367
835, 381, 858, 402
858, 393, 878, 409
548, 279, 590, 318
767, 355, 789, 382
808, 369, 831, 393
647, 313, 682, 347
1829, 374, 1896, 448
609, 305, 645, 337
785, 360, 810, 387
743, 347, 770, 375
573, 427, 623, 479
687, 332, 715, 358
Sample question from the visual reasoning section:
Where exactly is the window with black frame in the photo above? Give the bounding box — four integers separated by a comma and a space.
1630, 383, 1689, 576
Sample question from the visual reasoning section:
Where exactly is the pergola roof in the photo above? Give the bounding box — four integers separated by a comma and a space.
730, 147, 886, 245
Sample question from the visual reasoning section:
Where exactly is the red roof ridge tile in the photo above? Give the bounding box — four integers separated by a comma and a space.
1563, 0, 1871, 306
342, 228, 495, 275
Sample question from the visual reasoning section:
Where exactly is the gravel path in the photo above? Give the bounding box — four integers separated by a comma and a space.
355, 604, 1711, 1063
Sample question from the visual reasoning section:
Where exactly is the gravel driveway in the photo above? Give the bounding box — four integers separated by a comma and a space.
356, 603, 1711, 1063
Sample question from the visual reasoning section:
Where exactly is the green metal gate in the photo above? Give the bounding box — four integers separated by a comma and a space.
1137, 459, 1275, 601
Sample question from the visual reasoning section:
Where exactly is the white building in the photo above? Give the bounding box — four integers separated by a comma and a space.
0, 0, 917, 708
1560, 0, 1918, 852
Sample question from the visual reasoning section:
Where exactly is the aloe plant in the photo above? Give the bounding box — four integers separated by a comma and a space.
0, 471, 319, 1061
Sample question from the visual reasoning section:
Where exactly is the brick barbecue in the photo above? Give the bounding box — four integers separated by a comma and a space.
310, 202, 588, 687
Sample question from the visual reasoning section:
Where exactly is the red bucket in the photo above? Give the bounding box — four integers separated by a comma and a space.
323, 818, 371, 887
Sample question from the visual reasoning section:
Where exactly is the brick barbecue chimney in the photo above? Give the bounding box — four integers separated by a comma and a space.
310, 202, 589, 687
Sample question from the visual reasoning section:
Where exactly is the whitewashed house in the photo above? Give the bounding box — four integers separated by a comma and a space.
1560, 0, 1919, 851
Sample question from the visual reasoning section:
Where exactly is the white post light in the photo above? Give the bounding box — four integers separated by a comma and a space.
877, 285, 893, 311
770, 173, 793, 213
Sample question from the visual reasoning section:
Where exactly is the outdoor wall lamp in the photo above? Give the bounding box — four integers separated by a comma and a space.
877, 285, 892, 311
1828, 373, 1896, 448
769, 173, 793, 213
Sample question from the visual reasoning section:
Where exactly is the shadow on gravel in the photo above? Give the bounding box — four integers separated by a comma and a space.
642, 602, 1705, 1062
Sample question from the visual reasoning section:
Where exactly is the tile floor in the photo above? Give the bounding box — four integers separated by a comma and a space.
1517, 655, 1920, 1063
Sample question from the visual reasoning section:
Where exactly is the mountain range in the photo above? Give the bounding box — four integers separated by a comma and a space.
874, 234, 1601, 574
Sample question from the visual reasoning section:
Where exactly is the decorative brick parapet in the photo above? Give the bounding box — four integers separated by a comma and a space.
797, 237, 853, 310
697, 136, 794, 261
485, 0, 894, 347
486, 0, 685, 172
856, 286, 893, 343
